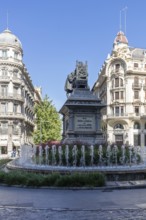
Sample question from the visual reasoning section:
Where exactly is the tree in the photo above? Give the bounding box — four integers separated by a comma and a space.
33, 95, 62, 144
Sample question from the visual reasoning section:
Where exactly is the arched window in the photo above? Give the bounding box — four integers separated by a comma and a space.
114, 124, 124, 129
134, 122, 140, 129
115, 64, 120, 72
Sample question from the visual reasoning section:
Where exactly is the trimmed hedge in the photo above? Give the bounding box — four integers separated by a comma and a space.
0, 171, 105, 187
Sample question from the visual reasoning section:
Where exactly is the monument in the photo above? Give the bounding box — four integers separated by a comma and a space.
59, 61, 105, 144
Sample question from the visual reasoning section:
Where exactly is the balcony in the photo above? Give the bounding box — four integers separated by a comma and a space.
132, 83, 142, 90
0, 112, 25, 119
25, 116, 35, 126
110, 67, 124, 75
12, 77, 22, 84
102, 113, 128, 120
110, 85, 125, 91
0, 93, 24, 102
0, 129, 8, 135
110, 99, 124, 104
0, 75, 10, 82
25, 102, 34, 112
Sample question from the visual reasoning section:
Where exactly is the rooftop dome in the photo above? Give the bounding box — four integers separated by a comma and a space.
0, 29, 22, 49
114, 31, 128, 45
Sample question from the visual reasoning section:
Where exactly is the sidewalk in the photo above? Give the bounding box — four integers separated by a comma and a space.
106, 180, 146, 190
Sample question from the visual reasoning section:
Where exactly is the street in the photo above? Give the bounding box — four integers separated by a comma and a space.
0, 186, 146, 219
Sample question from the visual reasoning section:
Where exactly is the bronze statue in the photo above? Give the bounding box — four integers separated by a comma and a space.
65, 61, 88, 97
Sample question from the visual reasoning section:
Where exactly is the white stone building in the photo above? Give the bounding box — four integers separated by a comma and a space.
92, 31, 146, 146
0, 29, 38, 157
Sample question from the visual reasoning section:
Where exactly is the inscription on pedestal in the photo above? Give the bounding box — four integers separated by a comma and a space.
75, 115, 95, 131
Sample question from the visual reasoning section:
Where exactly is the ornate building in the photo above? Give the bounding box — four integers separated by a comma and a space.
92, 31, 146, 146
0, 29, 39, 157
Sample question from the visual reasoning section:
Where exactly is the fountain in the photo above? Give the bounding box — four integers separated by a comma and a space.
7, 144, 146, 181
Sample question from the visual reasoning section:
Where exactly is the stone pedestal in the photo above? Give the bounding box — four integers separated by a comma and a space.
60, 88, 105, 145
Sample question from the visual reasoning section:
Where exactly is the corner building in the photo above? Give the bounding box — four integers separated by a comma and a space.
0, 29, 36, 157
92, 31, 146, 146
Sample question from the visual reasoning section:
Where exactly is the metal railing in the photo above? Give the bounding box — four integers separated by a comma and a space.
132, 83, 142, 89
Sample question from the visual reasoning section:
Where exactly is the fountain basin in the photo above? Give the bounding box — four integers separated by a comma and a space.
6, 159, 146, 181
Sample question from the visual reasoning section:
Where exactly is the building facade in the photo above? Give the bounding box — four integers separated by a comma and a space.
0, 29, 38, 157
92, 31, 146, 146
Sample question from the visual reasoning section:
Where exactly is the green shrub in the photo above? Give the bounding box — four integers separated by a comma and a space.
0, 170, 105, 187
25, 173, 43, 187
42, 173, 60, 186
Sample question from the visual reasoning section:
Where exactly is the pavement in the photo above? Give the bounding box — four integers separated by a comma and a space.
2, 164, 146, 219
1, 186, 146, 219
1, 207, 146, 220
106, 180, 146, 189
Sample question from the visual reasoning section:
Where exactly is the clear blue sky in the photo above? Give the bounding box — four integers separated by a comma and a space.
1, 0, 146, 110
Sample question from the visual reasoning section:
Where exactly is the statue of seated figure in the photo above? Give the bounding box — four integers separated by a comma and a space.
65, 61, 88, 97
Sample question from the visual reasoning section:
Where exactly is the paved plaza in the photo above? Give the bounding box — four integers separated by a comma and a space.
0, 186, 146, 219
1, 207, 146, 220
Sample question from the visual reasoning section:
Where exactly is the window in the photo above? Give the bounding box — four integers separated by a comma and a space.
14, 52, 18, 59
0, 121, 8, 134
115, 64, 120, 72
1, 146, 7, 154
13, 86, 18, 95
2, 69, 7, 76
114, 124, 124, 129
13, 123, 19, 135
13, 103, 18, 113
134, 134, 141, 146
115, 135, 123, 145
21, 88, 24, 97
121, 106, 124, 115
134, 90, 139, 99
114, 106, 124, 116
114, 78, 123, 88
1, 85, 7, 96
134, 122, 140, 129
2, 50, 7, 58
134, 63, 138, 68
115, 92, 119, 100
120, 78, 123, 87
1, 103, 7, 113
135, 106, 139, 115
121, 91, 124, 99
115, 78, 119, 87
115, 107, 120, 116
13, 72, 17, 78
134, 77, 139, 86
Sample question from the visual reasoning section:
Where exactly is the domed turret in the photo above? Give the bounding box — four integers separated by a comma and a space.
0, 29, 22, 50
114, 31, 128, 45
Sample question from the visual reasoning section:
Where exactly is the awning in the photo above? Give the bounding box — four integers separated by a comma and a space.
13, 141, 20, 147
0, 141, 7, 147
